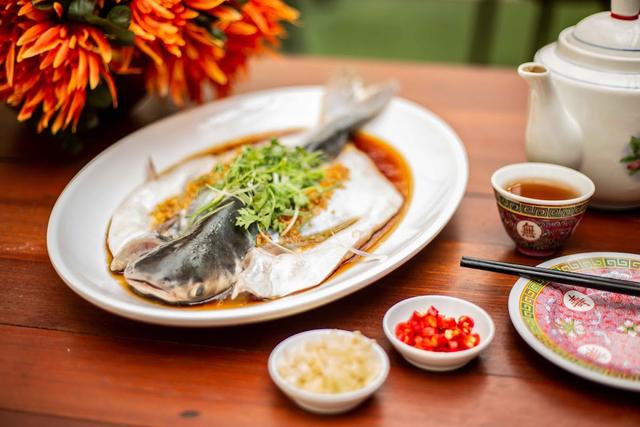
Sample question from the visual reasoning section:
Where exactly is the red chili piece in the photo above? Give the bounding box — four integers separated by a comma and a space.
395, 306, 480, 352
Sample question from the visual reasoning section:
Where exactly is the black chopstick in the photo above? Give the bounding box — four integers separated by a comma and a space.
460, 256, 640, 297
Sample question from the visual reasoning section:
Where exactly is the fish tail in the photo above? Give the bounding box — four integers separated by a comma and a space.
304, 71, 398, 158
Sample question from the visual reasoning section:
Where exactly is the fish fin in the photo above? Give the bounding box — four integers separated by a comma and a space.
146, 157, 159, 182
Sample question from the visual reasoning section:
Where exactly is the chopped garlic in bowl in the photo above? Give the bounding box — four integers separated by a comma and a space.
277, 330, 380, 394
268, 329, 390, 414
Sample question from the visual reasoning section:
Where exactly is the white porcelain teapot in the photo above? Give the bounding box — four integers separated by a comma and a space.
518, 0, 640, 209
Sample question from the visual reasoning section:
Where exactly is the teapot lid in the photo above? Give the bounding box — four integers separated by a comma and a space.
536, 0, 640, 89
573, 0, 640, 51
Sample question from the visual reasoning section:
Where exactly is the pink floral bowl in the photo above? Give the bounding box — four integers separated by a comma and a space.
491, 163, 595, 257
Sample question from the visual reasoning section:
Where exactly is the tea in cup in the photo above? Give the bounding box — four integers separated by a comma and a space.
491, 163, 595, 257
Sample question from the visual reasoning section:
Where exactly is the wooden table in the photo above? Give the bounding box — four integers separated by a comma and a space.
1, 56, 639, 427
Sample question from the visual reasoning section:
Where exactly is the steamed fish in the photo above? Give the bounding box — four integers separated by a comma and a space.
108, 74, 401, 305
234, 145, 402, 298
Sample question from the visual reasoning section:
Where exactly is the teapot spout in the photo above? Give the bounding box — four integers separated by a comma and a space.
518, 62, 583, 170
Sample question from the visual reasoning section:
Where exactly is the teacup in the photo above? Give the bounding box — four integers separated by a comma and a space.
491, 163, 595, 257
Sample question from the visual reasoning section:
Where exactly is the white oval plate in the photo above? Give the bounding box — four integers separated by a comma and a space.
508, 252, 640, 391
47, 86, 468, 326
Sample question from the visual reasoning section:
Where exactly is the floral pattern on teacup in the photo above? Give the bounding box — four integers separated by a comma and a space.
494, 192, 589, 256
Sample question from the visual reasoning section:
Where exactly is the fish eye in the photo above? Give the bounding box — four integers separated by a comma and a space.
191, 284, 205, 298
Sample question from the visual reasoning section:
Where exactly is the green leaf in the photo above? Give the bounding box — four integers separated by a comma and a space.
620, 136, 640, 178
33, 1, 54, 11
621, 155, 637, 163
631, 135, 640, 154
67, 1, 134, 45
194, 13, 212, 27
85, 14, 134, 45
77, 110, 100, 132
107, 5, 132, 30
87, 83, 113, 109
193, 13, 227, 42
210, 27, 227, 42
58, 132, 83, 155
68, 0, 96, 21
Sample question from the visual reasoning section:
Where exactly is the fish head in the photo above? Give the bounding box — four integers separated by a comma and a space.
123, 251, 233, 305
122, 199, 254, 305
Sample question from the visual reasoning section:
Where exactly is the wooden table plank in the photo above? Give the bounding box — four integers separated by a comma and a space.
0, 409, 119, 427
1, 56, 639, 426
3, 324, 639, 427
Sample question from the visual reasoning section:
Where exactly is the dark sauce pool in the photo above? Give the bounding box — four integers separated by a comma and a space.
107, 130, 413, 310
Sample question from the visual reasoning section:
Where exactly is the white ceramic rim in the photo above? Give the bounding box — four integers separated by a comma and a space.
267, 329, 390, 402
47, 86, 469, 326
491, 162, 595, 206
382, 295, 495, 360
508, 251, 640, 392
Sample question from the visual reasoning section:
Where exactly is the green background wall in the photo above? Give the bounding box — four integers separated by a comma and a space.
282, 0, 606, 66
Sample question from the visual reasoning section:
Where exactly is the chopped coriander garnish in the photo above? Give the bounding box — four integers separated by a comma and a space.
192, 140, 329, 233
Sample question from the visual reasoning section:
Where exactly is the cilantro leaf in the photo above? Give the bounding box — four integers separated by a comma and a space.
192, 140, 328, 233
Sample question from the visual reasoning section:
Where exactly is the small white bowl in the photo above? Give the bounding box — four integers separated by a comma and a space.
268, 329, 390, 415
383, 295, 495, 371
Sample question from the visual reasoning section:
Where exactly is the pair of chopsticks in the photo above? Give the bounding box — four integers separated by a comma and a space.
460, 256, 640, 296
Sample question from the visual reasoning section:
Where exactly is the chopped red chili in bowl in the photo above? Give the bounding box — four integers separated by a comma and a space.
395, 306, 480, 352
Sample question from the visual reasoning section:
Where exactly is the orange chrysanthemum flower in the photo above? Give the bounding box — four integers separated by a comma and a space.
216, 0, 299, 95
0, 0, 117, 134
131, 0, 297, 105
1, 0, 297, 136
130, 0, 229, 104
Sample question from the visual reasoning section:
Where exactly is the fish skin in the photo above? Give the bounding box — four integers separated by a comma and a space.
124, 198, 255, 305
122, 75, 397, 304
